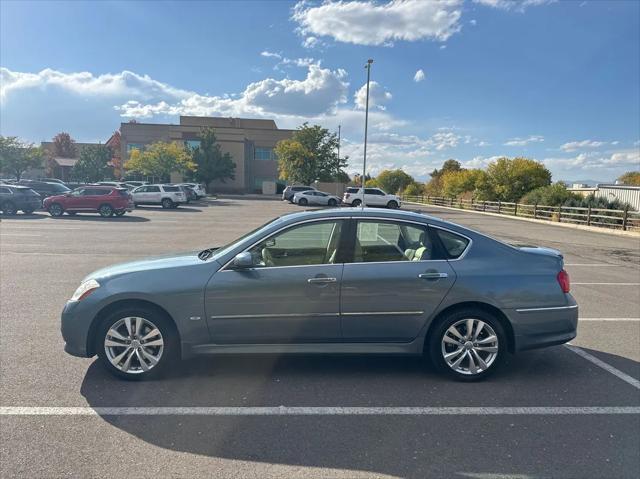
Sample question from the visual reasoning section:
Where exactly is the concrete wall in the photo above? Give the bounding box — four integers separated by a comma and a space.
314, 182, 347, 196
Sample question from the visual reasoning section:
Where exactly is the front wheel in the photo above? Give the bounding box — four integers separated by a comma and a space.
115, 210, 126, 217
328, 198, 337, 207
22, 208, 34, 215
387, 200, 399, 209
48, 203, 64, 217
96, 308, 178, 380
99, 204, 114, 217
161, 198, 173, 209
428, 308, 506, 381
351, 199, 362, 207
298, 198, 308, 206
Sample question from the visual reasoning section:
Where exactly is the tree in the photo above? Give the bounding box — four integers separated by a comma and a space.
72, 145, 113, 182
190, 128, 235, 190
403, 182, 425, 197
520, 182, 580, 206
51, 132, 76, 157
617, 171, 640, 186
125, 141, 195, 180
375, 169, 415, 194
0, 136, 43, 181
276, 123, 347, 185
485, 157, 551, 202
441, 169, 488, 198
425, 159, 462, 196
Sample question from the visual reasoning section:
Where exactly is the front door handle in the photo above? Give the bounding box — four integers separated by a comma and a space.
418, 272, 448, 280
307, 277, 337, 284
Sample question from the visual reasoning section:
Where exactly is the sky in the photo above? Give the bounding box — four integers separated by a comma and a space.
1, 0, 639, 183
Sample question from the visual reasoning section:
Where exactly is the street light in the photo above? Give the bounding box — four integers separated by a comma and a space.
362, 59, 373, 207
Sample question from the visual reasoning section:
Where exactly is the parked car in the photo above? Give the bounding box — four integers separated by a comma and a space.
179, 183, 206, 199
97, 181, 134, 190
123, 181, 148, 188
35, 177, 67, 185
43, 186, 133, 217
282, 185, 316, 202
343, 187, 401, 209
130, 184, 185, 208
16, 180, 71, 198
60, 208, 577, 381
177, 185, 196, 203
293, 190, 341, 207
0, 184, 42, 215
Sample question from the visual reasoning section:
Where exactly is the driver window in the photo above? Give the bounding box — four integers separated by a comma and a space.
248, 221, 343, 267
71, 188, 84, 196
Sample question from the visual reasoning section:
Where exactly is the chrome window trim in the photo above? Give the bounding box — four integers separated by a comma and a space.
516, 304, 578, 313
219, 216, 348, 271
428, 225, 473, 261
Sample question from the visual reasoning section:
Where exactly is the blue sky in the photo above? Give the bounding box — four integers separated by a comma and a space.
1, 0, 639, 182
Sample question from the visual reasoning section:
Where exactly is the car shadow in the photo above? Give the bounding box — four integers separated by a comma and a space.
52, 214, 150, 222
134, 206, 204, 212
0, 212, 48, 220
80, 347, 639, 478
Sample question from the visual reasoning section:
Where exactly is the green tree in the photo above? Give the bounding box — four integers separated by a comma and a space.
403, 182, 425, 197
0, 136, 43, 181
125, 141, 195, 181
485, 157, 551, 202
441, 169, 488, 198
617, 171, 640, 186
375, 169, 415, 194
276, 123, 347, 185
51, 132, 76, 157
191, 128, 236, 190
425, 159, 462, 196
520, 182, 581, 206
72, 145, 113, 182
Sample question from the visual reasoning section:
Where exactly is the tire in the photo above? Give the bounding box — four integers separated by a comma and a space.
115, 210, 126, 217
298, 198, 308, 206
99, 204, 114, 217
387, 200, 399, 209
351, 199, 362, 207
95, 307, 178, 380
1, 202, 17, 215
161, 198, 173, 209
22, 209, 34, 215
328, 199, 337, 207
48, 203, 64, 217
66, 211, 77, 216
428, 308, 506, 382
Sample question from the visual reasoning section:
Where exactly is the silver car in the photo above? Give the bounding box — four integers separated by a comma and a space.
293, 190, 341, 207
61, 208, 578, 381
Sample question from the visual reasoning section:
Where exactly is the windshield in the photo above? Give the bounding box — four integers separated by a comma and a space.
51, 183, 70, 193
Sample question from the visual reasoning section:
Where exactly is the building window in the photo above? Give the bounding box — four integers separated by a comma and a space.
255, 147, 275, 161
184, 140, 201, 150
126, 143, 145, 153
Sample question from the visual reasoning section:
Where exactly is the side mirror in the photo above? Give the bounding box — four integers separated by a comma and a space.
232, 251, 253, 269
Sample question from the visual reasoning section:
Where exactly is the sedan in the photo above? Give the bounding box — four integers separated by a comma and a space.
293, 190, 341, 207
61, 208, 577, 381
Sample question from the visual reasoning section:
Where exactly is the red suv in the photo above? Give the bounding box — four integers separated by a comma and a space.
43, 186, 133, 218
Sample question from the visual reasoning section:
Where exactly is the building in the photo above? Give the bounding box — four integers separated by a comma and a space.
119, 116, 295, 193
568, 183, 640, 210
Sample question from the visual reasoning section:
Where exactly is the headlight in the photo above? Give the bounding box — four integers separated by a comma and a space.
70, 279, 100, 302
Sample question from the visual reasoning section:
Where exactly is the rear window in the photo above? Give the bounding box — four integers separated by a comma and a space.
434, 229, 470, 259
293, 186, 312, 192
163, 186, 180, 192
18, 188, 40, 196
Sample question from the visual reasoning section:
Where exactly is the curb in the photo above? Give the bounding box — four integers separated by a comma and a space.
404, 201, 640, 238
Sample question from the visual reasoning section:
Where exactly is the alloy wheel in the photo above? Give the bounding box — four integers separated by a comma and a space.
104, 316, 164, 374
440, 318, 499, 375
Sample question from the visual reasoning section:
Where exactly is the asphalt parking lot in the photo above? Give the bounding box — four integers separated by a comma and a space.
1, 198, 639, 478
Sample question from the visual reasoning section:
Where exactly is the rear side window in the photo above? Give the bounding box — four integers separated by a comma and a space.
163, 186, 179, 192
117, 189, 129, 197
346, 187, 359, 193
147, 186, 161, 192
434, 229, 470, 259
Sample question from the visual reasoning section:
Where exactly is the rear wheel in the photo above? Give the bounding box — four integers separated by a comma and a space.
22, 208, 34, 215
48, 203, 64, 217
428, 308, 506, 381
387, 200, 399, 209
328, 198, 337, 207
161, 198, 173, 209
298, 198, 308, 206
99, 204, 114, 217
96, 307, 178, 380
1, 202, 17, 215
351, 199, 362, 207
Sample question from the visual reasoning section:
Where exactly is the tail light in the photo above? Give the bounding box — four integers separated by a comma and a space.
557, 269, 570, 293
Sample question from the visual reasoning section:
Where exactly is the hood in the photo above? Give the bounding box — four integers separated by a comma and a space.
84, 252, 210, 282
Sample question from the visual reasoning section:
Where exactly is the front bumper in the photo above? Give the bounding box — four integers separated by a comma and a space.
508, 296, 579, 352
61, 300, 95, 357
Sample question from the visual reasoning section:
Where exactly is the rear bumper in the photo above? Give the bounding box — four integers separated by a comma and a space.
507, 296, 579, 352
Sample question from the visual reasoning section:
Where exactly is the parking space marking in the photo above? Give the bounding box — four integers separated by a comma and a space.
565, 345, 640, 389
572, 282, 640, 286
579, 318, 640, 321
565, 263, 619, 267
1, 406, 639, 416
0, 233, 42, 237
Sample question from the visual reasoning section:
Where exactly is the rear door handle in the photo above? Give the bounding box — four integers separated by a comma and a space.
307, 277, 337, 284
418, 273, 448, 279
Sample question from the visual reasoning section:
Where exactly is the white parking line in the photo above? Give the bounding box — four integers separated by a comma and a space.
579, 318, 640, 321
0, 233, 42, 237
565, 345, 640, 390
565, 264, 618, 267
1, 406, 638, 416
572, 283, 640, 286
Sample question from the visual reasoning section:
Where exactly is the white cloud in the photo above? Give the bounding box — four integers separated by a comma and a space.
503, 135, 544, 146
353, 81, 392, 110
543, 149, 640, 171
260, 50, 282, 59
302, 36, 321, 49
413, 69, 426, 82
470, 19, 477, 25
292, 0, 463, 47
473, 0, 555, 11
559, 139, 606, 152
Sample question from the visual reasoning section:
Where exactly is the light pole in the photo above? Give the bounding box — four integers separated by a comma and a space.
362, 59, 373, 207
337, 124, 341, 162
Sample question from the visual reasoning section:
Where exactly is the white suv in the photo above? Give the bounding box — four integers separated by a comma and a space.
342, 187, 401, 209
131, 184, 185, 209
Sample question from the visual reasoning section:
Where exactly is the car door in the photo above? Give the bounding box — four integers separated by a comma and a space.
205, 219, 347, 343
363, 188, 381, 206
65, 188, 87, 210
340, 218, 456, 341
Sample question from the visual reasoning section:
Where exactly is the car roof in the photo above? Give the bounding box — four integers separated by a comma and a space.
3, 185, 32, 190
